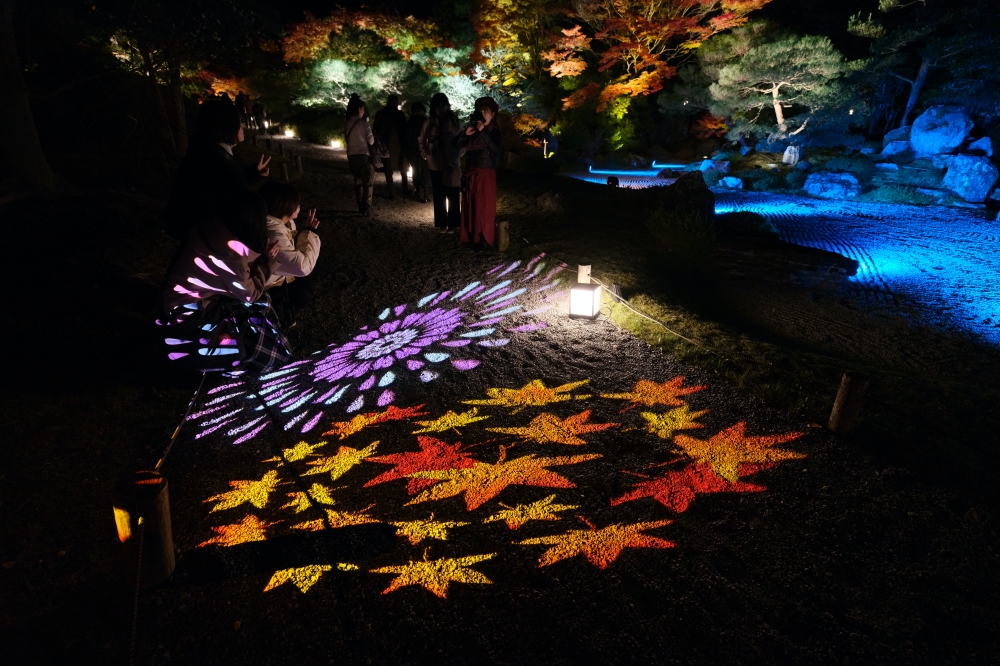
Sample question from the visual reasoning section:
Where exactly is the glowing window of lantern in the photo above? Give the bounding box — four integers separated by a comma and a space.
284, 129, 294, 138
331, 139, 342, 149
569, 283, 601, 320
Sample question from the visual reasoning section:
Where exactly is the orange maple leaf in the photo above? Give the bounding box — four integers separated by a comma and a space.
487, 410, 618, 445
464, 379, 590, 414
407, 449, 601, 511
517, 519, 674, 568
198, 514, 281, 548
322, 405, 428, 439
365, 436, 478, 494
673, 423, 804, 482
601, 377, 706, 409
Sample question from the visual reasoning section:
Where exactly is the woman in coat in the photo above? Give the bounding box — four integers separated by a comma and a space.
455, 97, 502, 248
419, 93, 462, 233
345, 94, 376, 217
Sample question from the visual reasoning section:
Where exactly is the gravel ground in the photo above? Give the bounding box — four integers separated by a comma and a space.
131, 143, 1000, 665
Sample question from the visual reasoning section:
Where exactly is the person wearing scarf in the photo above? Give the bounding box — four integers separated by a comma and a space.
455, 97, 502, 249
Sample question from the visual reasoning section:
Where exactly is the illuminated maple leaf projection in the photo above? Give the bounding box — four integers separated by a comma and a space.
204, 471, 281, 513
412, 408, 489, 434
465, 379, 590, 414
283, 482, 338, 514
407, 449, 601, 511
198, 515, 280, 548
280, 440, 328, 462
290, 519, 325, 532
364, 436, 478, 494
308, 483, 337, 505
372, 553, 496, 598
483, 495, 580, 529
611, 464, 766, 513
487, 410, 617, 445
601, 377, 706, 409
264, 565, 332, 593
641, 405, 708, 439
281, 492, 313, 514
674, 423, 804, 482
391, 517, 471, 545
518, 520, 674, 568
323, 405, 429, 440
324, 506, 380, 528
303, 442, 378, 480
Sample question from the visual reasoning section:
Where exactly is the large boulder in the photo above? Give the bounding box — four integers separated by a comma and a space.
881, 141, 910, 158
718, 176, 743, 189
660, 170, 715, 220
942, 155, 999, 202
882, 126, 911, 147
698, 159, 729, 173
966, 137, 993, 157
804, 172, 861, 199
909, 106, 972, 156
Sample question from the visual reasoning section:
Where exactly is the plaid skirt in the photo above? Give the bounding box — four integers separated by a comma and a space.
238, 303, 293, 372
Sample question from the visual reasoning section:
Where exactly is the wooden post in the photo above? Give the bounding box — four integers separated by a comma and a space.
578, 265, 592, 283
278, 143, 284, 157
265, 138, 272, 151
497, 220, 509, 252
296, 154, 303, 173
281, 162, 289, 183
111, 470, 174, 589
828, 372, 870, 433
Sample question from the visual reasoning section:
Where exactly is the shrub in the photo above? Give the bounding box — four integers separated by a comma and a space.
286, 108, 346, 145
784, 170, 807, 190
740, 168, 784, 191
856, 185, 938, 205
645, 205, 717, 266
821, 154, 876, 184
715, 211, 778, 236
702, 170, 723, 187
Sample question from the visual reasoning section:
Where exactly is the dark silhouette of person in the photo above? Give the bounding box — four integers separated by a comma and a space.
372, 94, 409, 199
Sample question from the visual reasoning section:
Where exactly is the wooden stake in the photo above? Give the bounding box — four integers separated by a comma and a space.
111, 470, 174, 589
828, 372, 869, 433
281, 162, 289, 183
296, 154, 303, 173
578, 265, 592, 283
497, 220, 509, 252
278, 143, 284, 157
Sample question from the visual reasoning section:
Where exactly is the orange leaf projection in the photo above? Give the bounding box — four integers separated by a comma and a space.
406, 450, 601, 511
204, 471, 281, 513
601, 377, 706, 409
673, 423, 804, 483
291, 519, 325, 532
372, 554, 495, 598
483, 495, 580, 529
518, 520, 674, 568
465, 379, 590, 414
303, 442, 378, 480
641, 406, 707, 440
487, 410, 618, 445
323, 405, 428, 440
198, 515, 280, 548
611, 464, 766, 513
364, 436, 478, 494
412, 408, 489, 434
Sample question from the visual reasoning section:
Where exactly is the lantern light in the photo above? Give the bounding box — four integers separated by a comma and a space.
284, 129, 294, 138
331, 139, 342, 149
407, 166, 413, 178
569, 283, 602, 320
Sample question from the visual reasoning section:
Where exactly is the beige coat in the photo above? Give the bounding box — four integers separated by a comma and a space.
264, 215, 321, 289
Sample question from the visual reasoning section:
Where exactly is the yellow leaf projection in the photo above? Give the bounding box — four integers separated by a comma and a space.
487, 410, 617, 445
518, 519, 674, 568
324, 506, 380, 528
290, 519, 325, 532
673, 422, 804, 482
262, 440, 326, 464
412, 408, 489, 434
281, 492, 312, 514
601, 377, 706, 408
307, 483, 337, 505
483, 495, 580, 529
407, 451, 601, 511
198, 514, 280, 547
391, 517, 471, 545
641, 406, 708, 439
302, 441, 378, 480
372, 553, 496, 598
204, 471, 280, 513
264, 565, 331, 593
464, 379, 590, 414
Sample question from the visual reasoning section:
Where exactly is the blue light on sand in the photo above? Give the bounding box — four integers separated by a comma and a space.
588, 165, 662, 177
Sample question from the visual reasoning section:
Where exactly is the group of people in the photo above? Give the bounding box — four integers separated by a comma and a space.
158, 98, 319, 373
347, 92, 502, 249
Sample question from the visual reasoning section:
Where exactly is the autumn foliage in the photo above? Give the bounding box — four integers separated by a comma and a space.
282, 10, 442, 64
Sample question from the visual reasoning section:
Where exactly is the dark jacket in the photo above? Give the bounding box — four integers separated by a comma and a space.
372, 106, 408, 147
405, 113, 427, 158
163, 143, 262, 241
455, 123, 502, 170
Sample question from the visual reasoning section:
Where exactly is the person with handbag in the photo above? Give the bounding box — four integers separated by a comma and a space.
345, 94, 376, 217
372, 94, 410, 199
159, 190, 293, 373
455, 97, 502, 249
419, 92, 462, 233
259, 181, 321, 329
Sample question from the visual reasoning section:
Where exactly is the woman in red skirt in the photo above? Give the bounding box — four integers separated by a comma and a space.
455, 97, 502, 249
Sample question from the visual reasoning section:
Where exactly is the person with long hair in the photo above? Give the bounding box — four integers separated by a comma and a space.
455, 97, 502, 249
163, 98, 271, 241
419, 92, 462, 233
372, 94, 409, 199
345, 94, 376, 217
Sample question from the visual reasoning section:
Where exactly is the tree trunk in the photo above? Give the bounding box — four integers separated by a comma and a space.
167, 52, 187, 157
772, 87, 787, 135
0, 0, 54, 195
900, 56, 933, 128
135, 36, 176, 154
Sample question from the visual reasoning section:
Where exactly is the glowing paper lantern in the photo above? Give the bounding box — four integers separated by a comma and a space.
569, 283, 601, 320
331, 139, 342, 149
284, 129, 294, 138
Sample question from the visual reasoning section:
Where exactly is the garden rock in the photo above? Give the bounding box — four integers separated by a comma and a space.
881, 141, 910, 158
942, 155, 999, 202
875, 163, 899, 171
698, 159, 729, 173
661, 171, 715, 220
795, 161, 812, 171
804, 172, 861, 199
782, 146, 802, 166
909, 106, 972, 157
882, 126, 911, 146
718, 176, 743, 189
535, 193, 564, 213
932, 154, 956, 169
965, 137, 993, 157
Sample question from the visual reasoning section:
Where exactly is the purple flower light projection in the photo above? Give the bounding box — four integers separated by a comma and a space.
191, 255, 568, 445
